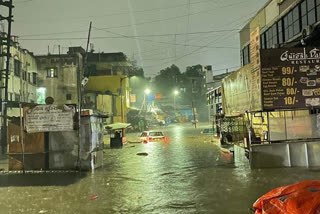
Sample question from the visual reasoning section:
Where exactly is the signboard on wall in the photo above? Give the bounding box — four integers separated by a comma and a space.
25, 105, 75, 133
130, 94, 136, 103
261, 48, 320, 110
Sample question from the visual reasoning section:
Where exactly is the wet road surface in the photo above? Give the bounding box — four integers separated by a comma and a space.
0, 123, 319, 213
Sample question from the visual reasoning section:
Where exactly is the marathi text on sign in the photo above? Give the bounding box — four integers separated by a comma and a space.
25, 105, 75, 133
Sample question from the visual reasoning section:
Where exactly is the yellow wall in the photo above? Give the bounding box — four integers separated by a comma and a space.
86, 75, 130, 122
96, 95, 112, 114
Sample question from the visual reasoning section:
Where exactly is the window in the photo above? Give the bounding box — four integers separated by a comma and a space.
47, 68, 57, 78
32, 72, 37, 85
301, 1, 308, 29
266, 24, 278, 48
14, 59, 21, 77
242, 44, 250, 66
272, 24, 278, 46
307, 0, 316, 25
283, 15, 289, 41
22, 71, 27, 81
292, 6, 300, 36
15, 94, 20, 102
66, 94, 72, 100
266, 28, 272, 48
278, 20, 283, 44
317, 0, 320, 21
260, 33, 266, 49
283, 4, 301, 42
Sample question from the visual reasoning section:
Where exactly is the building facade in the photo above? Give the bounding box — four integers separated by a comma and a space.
35, 47, 84, 105
85, 52, 132, 123
0, 35, 38, 114
219, 0, 320, 168
240, 0, 320, 66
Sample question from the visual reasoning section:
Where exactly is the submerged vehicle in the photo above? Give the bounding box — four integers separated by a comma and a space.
140, 131, 166, 143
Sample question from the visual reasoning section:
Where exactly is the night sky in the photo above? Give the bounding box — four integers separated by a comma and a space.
12, 0, 267, 76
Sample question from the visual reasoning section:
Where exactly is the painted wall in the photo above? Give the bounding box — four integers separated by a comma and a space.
85, 75, 130, 122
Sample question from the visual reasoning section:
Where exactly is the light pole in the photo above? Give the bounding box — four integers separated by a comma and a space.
174, 90, 179, 111
144, 88, 150, 112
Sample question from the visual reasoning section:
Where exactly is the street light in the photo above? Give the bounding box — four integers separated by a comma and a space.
144, 88, 151, 111
144, 88, 151, 95
174, 90, 179, 111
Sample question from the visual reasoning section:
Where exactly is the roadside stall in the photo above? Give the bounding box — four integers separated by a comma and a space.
105, 123, 131, 148
9, 104, 105, 172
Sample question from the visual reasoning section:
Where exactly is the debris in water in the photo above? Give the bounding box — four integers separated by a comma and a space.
90, 195, 99, 200
39, 210, 48, 214
136, 152, 148, 156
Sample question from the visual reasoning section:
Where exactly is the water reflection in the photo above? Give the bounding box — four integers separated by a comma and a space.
0, 123, 318, 213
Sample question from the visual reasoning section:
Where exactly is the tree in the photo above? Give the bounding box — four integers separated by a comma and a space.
154, 64, 182, 95
129, 60, 145, 78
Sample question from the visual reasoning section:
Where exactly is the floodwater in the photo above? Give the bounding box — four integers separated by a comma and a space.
0, 123, 319, 214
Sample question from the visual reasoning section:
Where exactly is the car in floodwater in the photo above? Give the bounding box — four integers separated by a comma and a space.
140, 131, 167, 143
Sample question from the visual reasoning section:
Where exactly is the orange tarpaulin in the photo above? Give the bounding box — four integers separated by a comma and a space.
253, 180, 320, 214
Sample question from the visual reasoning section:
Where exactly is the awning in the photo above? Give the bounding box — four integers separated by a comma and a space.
105, 123, 131, 130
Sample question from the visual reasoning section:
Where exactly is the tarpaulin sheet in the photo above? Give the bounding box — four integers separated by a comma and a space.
253, 180, 320, 214
222, 64, 262, 116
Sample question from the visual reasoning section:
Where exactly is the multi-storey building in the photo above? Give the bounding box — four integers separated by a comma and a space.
0, 34, 38, 155
218, 0, 320, 168
85, 52, 132, 123
35, 47, 84, 105
0, 35, 38, 104
240, 0, 320, 65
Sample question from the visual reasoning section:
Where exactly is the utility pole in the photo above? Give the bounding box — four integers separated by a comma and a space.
192, 101, 197, 129
0, 0, 14, 155
77, 21, 92, 171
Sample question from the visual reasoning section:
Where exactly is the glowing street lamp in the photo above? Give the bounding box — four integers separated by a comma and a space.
144, 88, 151, 95
143, 88, 151, 111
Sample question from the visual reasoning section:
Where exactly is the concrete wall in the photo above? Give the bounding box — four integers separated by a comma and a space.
240, 23, 251, 49
279, 0, 299, 14
0, 45, 38, 117
36, 54, 82, 105
250, 141, 320, 168
249, 9, 266, 34
265, 0, 280, 25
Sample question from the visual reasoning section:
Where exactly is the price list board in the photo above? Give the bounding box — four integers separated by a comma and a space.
260, 48, 320, 110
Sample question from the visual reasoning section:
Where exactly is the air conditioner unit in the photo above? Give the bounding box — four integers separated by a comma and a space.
302, 25, 314, 38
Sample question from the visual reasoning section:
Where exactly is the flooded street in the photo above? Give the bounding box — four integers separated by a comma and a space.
0, 123, 319, 214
